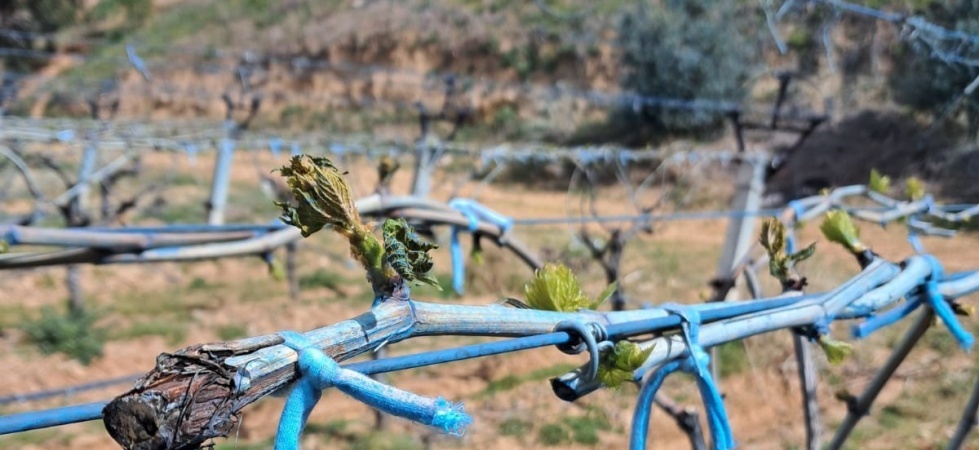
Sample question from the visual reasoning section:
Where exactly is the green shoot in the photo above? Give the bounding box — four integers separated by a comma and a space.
597, 341, 653, 388
758, 218, 815, 286
276, 155, 363, 238
817, 335, 853, 366
267, 258, 286, 281
819, 210, 867, 254
524, 263, 615, 312
276, 154, 439, 298
376, 156, 400, 192
869, 169, 891, 194
905, 177, 926, 201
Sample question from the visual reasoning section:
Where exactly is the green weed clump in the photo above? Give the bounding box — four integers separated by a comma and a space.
537, 423, 570, 446
22, 306, 106, 365
499, 417, 532, 437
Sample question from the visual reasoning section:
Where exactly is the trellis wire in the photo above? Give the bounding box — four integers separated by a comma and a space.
771, 0, 979, 70
0, 115, 757, 165
0, 375, 140, 406
2, 268, 976, 436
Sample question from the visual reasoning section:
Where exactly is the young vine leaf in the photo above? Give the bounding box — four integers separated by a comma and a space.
868, 169, 891, 194
524, 263, 615, 312
597, 341, 653, 388
817, 336, 853, 366
905, 177, 925, 201
383, 218, 440, 289
759, 218, 815, 285
819, 210, 866, 254
275, 155, 361, 238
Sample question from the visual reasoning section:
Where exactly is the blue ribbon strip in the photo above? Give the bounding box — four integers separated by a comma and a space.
273, 331, 471, 450
630, 304, 734, 450
447, 199, 513, 294
852, 255, 974, 350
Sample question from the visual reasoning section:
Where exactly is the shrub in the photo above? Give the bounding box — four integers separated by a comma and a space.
610, 0, 757, 142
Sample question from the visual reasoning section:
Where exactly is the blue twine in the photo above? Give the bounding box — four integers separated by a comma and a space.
447, 199, 513, 295
631, 304, 734, 450
852, 255, 973, 350
273, 331, 471, 450
290, 141, 301, 157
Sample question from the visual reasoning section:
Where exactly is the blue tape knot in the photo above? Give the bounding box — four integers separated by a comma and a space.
447, 199, 513, 294
272, 331, 471, 450
630, 304, 734, 450
852, 256, 973, 350
787, 199, 806, 223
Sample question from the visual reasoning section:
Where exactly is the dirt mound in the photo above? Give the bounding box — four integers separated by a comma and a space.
766, 110, 953, 200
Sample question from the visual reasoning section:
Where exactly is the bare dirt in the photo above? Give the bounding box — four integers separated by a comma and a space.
0, 152, 978, 449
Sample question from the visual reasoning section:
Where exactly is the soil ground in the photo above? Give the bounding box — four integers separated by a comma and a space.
1, 151, 978, 450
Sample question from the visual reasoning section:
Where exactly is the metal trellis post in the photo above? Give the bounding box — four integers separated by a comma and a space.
207, 135, 236, 225
708, 156, 767, 381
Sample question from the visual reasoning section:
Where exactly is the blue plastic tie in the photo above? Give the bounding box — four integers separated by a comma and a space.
852, 256, 973, 350
273, 331, 471, 450
787, 199, 806, 223
269, 138, 283, 158
447, 199, 513, 295
631, 304, 734, 450
290, 141, 301, 157
852, 297, 922, 339
922, 255, 974, 350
